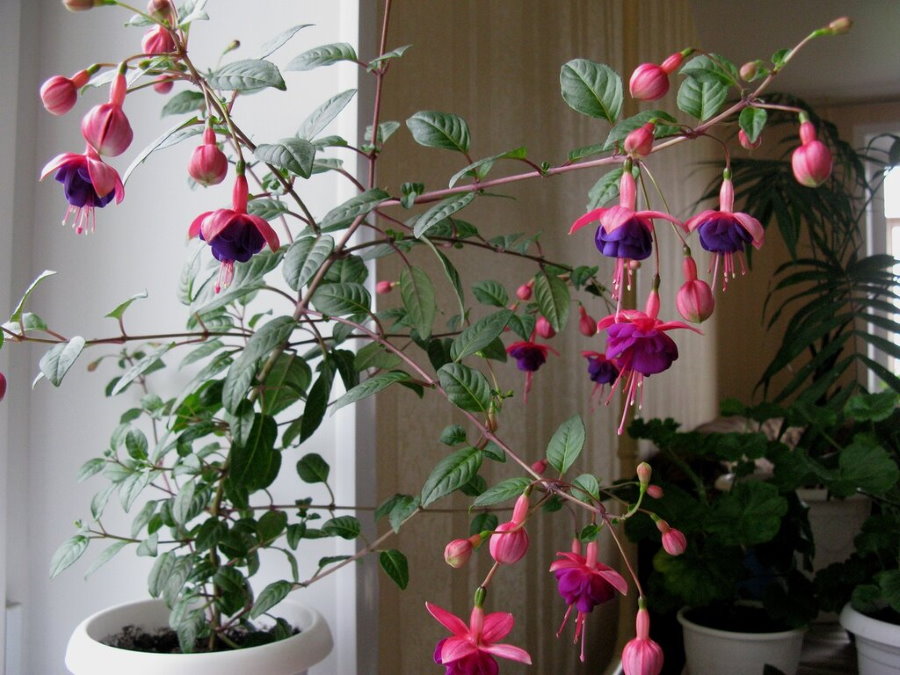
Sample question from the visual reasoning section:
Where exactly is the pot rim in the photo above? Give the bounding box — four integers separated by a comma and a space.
839, 602, 900, 643
677, 607, 807, 641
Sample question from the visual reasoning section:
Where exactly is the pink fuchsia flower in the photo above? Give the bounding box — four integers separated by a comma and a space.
628, 51, 686, 101
738, 129, 762, 151
515, 281, 533, 301
63, 0, 104, 10
578, 306, 597, 337
656, 519, 687, 556
570, 168, 680, 302
489, 494, 530, 565
152, 76, 173, 94
0, 372, 7, 402
676, 252, 715, 323
535, 315, 555, 339
551, 538, 628, 662
791, 117, 832, 187
426, 602, 532, 673
624, 122, 655, 158
188, 173, 280, 292
80, 70, 133, 156
40, 69, 93, 116
530, 458, 548, 475
188, 127, 228, 186
622, 607, 664, 675
444, 534, 483, 569
683, 172, 764, 291
141, 25, 176, 55
375, 280, 395, 295
41, 145, 125, 234
506, 340, 557, 402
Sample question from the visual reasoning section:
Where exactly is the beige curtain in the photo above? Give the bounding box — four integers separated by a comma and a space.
373, 2, 714, 672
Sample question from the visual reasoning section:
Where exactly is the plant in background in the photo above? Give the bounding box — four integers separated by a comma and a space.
0, 0, 858, 670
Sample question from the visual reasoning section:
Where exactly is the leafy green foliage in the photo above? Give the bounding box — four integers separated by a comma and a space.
559, 59, 622, 122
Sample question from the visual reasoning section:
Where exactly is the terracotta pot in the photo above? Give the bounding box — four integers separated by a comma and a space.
840, 603, 900, 675
65, 598, 333, 675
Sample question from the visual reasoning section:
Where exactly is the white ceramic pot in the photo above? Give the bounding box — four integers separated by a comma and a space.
677, 608, 806, 675
65, 598, 333, 675
840, 603, 900, 675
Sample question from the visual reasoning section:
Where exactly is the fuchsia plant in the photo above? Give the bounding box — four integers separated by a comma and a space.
2, 0, 851, 670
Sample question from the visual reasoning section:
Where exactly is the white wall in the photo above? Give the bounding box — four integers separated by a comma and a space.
2, 2, 370, 673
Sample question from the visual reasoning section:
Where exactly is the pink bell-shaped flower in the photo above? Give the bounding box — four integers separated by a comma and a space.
628, 51, 686, 101
80, 70, 133, 156
141, 25, 176, 55
188, 127, 228, 186
40, 69, 92, 116
624, 122, 655, 158
656, 519, 687, 556
578, 306, 598, 337
489, 494, 530, 565
791, 117, 832, 187
676, 252, 715, 323
515, 281, 533, 301
622, 607, 664, 675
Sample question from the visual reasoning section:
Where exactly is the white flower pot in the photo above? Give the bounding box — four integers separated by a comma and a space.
840, 603, 900, 675
65, 598, 333, 675
677, 608, 806, 675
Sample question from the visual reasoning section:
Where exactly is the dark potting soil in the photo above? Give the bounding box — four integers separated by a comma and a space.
684, 605, 794, 634
103, 623, 300, 654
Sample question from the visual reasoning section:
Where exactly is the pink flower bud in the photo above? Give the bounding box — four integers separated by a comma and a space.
147, 0, 175, 22
40, 70, 90, 115
63, 0, 104, 11
677, 279, 715, 323
578, 306, 597, 337
629, 63, 669, 101
530, 459, 548, 475
646, 485, 663, 499
141, 25, 176, 55
828, 17, 852, 34
511, 493, 530, 524
489, 521, 529, 564
792, 138, 832, 187
535, 316, 555, 339
624, 123, 655, 158
637, 462, 652, 485
621, 608, 664, 675
0, 372, 6, 402
375, 280, 395, 295
80, 72, 132, 156
739, 61, 759, 82
188, 127, 228, 186
444, 538, 474, 568
516, 282, 533, 301
660, 52, 686, 74
656, 520, 687, 556
738, 129, 762, 150
152, 76, 173, 94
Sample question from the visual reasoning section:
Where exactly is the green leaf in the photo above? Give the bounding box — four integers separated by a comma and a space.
845, 392, 898, 422
250, 580, 293, 619
296, 453, 330, 484
256, 24, 313, 60
147, 552, 174, 597
602, 110, 676, 151
560, 59, 623, 122
332, 370, 411, 411
421, 237, 466, 319
470, 512, 498, 536
572, 473, 600, 501
451, 310, 513, 361
471, 280, 509, 307
76, 458, 105, 483
379, 549, 409, 590
413, 193, 476, 238
354, 342, 402, 371
400, 266, 436, 338
321, 515, 361, 539
472, 477, 531, 507
123, 117, 200, 184
297, 89, 356, 140
707, 482, 788, 546
310, 282, 371, 316
208, 59, 286, 92
257, 510, 288, 543
49, 535, 89, 578
230, 414, 280, 491
437, 363, 493, 414
39, 337, 86, 387
828, 437, 900, 497
83, 540, 128, 579
440, 424, 467, 446
368, 44, 412, 70
546, 415, 585, 474
110, 344, 170, 396
319, 188, 389, 231
171, 480, 197, 526
286, 43, 358, 71
448, 147, 528, 188
298, 367, 333, 443
676, 75, 728, 121
160, 90, 205, 117
261, 354, 311, 416
9, 270, 56, 325
739, 107, 767, 144
105, 291, 149, 320
420, 447, 484, 507
533, 273, 570, 332
254, 138, 316, 179
406, 111, 471, 153
282, 235, 334, 291
247, 198, 288, 221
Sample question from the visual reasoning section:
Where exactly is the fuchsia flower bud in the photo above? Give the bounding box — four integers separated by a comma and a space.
40, 69, 91, 116
375, 280, 395, 295
624, 123, 655, 158
739, 61, 760, 82
636, 462, 652, 486
489, 494, 530, 564
828, 17, 852, 35
628, 52, 685, 102
531, 459, 548, 475
646, 485, 664, 499
141, 25, 176, 55
80, 70, 133, 156
578, 306, 597, 337
792, 118, 832, 187
147, 0, 175, 23
535, 316, 555, 339
676, 253, 715, 323
656, 519, 687, 556
152, 76, 173, 94
622, 607, 664, 675
0, 372, 6, 402
63, 0, 104, 11
516, 281, 533, 301
444, 534, 482, 568
188, 127, 228, 186
738, 129, 762, 150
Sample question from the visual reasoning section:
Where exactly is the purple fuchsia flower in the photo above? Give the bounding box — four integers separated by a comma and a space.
570, 168, 681, 305
426, 602, 532, 674
506, 340, 557, 402
41, 145, 125, 234
582, 350, 619, 404
683, 171, 764, 291
550, 538, 628, 662
598, 290, 700, 433
188, 172, 280, 292
80, 70, 133, 157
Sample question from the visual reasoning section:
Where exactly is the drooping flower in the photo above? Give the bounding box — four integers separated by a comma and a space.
80, 70, 133, 156
426, 602, 532, 674
578, 306, 597, 337
571, 168, 680, 303
624, 122, 655, 158
489, 494, 530, 565
444, 534, 483, 569
550, 539, 628, 662
40, 69, 92, 116
683, 172, 764, 291
598, 290, 701, 433
0, 372, 7, 402
656, 519, 687, 556
188, 126, 228, 186
582, 350, 619, 403
41, 145, 125, 234
188, 173, 280, 292
621, 607, 664, 675
506, 340, 557, 402
535, 316, 555, 339
628, 51, 687, 101
141, 25, 177, 55
676, 251, 715, 323
791, 117, 832, 188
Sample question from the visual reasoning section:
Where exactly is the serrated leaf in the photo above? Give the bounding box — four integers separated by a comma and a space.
311, 282, 371, 316
298, 89, 356, 140
437, 363, 493, 414
379, 549, 409, 589
254, 138, 316, 179
739, 107, 767, 144
676, 75, 728, 121
319, 188, 389, 231
282, 235, 334, 291
533, 273, 570, 332
332, 370, 411, 411
546, 415, 585, 474
160, 91, 205, 117
406, 111, 471, 153
451, 310, 513, 361
296, 453, 330, 484
420, 447, 483, 506
49, 535, 89, 579
286, 43, 358, 71
39, 337, 86, 387
207, 59, 286, 93
560, 59, 623, 122
413, 192, 476, 238
250, 580, 293, 619
400, 266, 436, 338
472, 477, 531, 507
